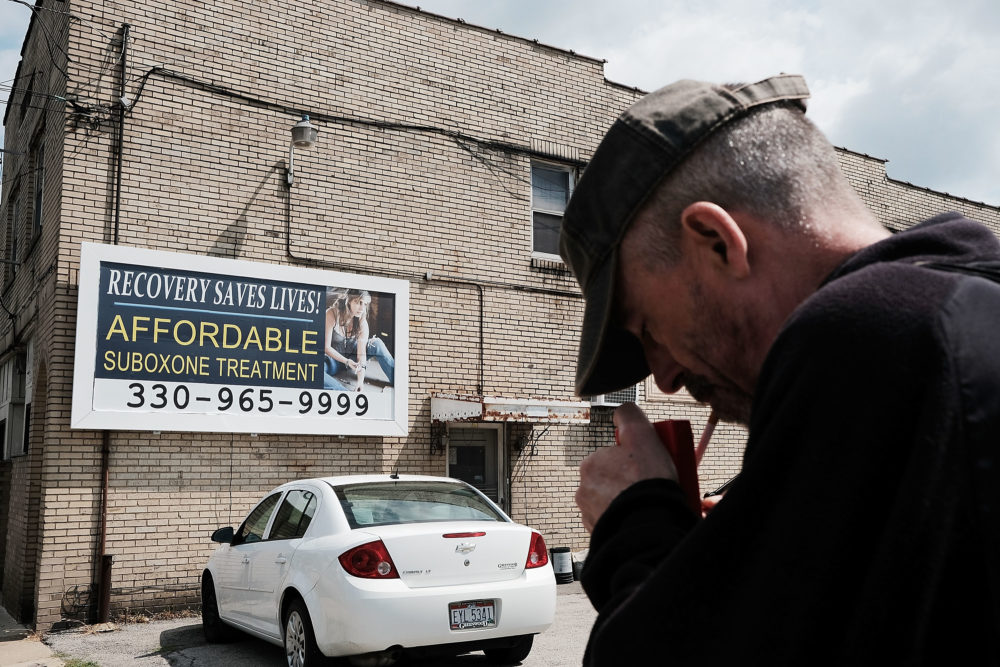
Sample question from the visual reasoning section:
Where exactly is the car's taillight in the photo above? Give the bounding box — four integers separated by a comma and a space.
338, 540, 399, 579
525, 531, 549, 569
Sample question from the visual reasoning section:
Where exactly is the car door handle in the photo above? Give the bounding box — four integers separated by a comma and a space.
242, 556, 250, 564
275, 556, 287, 565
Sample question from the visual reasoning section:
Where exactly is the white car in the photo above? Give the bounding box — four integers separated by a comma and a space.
201, 474, 556, 666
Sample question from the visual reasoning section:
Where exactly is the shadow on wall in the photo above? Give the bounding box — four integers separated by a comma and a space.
60, 584, 92, 622
208, 162, 282, 259
59, 580, 202, 627
393, 401, 449, 475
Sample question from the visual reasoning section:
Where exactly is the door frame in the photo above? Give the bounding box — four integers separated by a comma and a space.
446, 422, 508, 513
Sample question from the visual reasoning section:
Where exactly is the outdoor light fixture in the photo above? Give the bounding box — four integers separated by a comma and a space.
287, 114, 318, 186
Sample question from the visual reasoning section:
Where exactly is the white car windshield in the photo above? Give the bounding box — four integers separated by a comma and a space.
331, 481, 507, 528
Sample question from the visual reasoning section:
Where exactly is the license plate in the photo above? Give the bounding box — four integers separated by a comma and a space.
448, 599, 496, 630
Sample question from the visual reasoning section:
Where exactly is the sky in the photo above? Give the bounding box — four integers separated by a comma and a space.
0, 0, 29, 160
2, 0, 999, 205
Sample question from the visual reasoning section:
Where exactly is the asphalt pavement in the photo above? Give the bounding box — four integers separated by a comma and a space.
1, 581, 595, 667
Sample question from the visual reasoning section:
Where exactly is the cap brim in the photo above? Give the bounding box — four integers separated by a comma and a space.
574, 252, 650, 397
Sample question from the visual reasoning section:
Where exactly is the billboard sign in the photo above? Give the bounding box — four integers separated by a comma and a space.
71, 243, 409, 435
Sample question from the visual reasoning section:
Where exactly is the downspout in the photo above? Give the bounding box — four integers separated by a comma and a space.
97, 432, 112, 622
96, 22, 129, 623
112, 24, 130, 245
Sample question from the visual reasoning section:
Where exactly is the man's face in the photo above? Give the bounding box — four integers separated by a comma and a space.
615, 240, 758, 425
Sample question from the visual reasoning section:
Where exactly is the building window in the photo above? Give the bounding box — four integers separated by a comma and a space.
0, 352, 27, 460
31, 141, 44, 239
587, 384, 638, 407
19, 72, 34, 121
20, 403, 31, 456
6, 190, 21, 282
20, 340, 33, 456
531, 162, 573, 258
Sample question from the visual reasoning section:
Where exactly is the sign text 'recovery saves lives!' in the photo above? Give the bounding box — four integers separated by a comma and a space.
97, 263, 325, 388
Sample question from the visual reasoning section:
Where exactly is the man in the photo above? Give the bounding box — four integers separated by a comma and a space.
560, 74, 1000, 664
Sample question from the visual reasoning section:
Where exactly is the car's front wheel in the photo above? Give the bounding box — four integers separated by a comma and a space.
284, 599, 325, 667
484, 634, 534, 664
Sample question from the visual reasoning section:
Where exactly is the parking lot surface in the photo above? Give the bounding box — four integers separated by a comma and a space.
42, 581, 595, 666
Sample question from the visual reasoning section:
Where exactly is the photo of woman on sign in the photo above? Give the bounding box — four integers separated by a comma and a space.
323, 288, 396, 391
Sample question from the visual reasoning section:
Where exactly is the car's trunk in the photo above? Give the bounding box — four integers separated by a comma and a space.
363, 522, 532, 588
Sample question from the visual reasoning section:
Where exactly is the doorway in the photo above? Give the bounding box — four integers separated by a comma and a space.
447, 424, 506, 511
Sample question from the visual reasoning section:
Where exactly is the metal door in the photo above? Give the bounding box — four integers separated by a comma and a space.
448, 424, 506, 511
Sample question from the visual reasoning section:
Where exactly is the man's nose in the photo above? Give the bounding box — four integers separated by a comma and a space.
643, 341, 685, 394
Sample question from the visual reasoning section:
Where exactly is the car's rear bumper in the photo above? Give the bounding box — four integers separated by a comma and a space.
306, 565, 556, 656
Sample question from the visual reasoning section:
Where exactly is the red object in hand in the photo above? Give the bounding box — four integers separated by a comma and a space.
616, 420, 701, 514
653, 420, 702, 514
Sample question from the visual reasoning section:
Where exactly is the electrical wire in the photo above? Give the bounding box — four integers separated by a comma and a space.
61, 125, 106, 163
3, 0, 120, 42
0, 70, 38, 87
3, 0, 132, 111
63, 32, 124, 98
5, 0, 78, 19
126, 67, 587, 169
0, 84, 70, 105
128, 65, 584, 298
9, 0, 72, 80
453, 136, 531, 199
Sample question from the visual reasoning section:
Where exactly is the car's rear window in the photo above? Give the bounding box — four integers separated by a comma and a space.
331, 481, 507, 528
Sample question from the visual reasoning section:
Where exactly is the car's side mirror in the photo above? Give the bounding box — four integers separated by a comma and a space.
211, 526, 235, 543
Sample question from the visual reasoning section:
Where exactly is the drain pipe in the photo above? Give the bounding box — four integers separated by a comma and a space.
95, 22, 129, 623
97, 431, 113, 623
111, 23, 130, 245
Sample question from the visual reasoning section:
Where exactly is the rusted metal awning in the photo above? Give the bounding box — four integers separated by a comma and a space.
431, 393, 590, 424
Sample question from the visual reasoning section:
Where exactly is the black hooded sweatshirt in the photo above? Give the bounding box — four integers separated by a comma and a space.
582, 213, 1000, 665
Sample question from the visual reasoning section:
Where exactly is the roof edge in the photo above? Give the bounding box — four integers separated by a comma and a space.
2, 1, 38, 128
375, 0, 608, 66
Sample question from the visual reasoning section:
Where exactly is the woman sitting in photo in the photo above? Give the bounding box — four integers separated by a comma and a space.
323, 289, 395, 391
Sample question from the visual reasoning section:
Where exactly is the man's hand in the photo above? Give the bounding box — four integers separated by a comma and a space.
576, 403, 679, 533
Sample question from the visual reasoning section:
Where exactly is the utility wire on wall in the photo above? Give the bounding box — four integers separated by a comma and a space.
17, 54, 585, 402
118, 66, 585, 299
126, 67, 587, 171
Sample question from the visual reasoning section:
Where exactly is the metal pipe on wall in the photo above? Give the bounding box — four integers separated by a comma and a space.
112, 23, 130, 245
95, 22, 129, 623
95, 430, 111, 623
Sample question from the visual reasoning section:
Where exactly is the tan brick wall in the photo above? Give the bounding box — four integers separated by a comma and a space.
0, 0, 642, 628
837, 147, 1000, 232
0, 0, 69, 625
2, 0, 999, 631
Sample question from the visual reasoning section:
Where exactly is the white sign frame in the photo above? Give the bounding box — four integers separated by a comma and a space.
71, 242, 409, 436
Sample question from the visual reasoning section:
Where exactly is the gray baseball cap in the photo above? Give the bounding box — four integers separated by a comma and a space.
559, 74, 810, 397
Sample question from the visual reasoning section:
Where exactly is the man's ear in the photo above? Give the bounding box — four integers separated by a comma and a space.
679, 202, 750, 278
